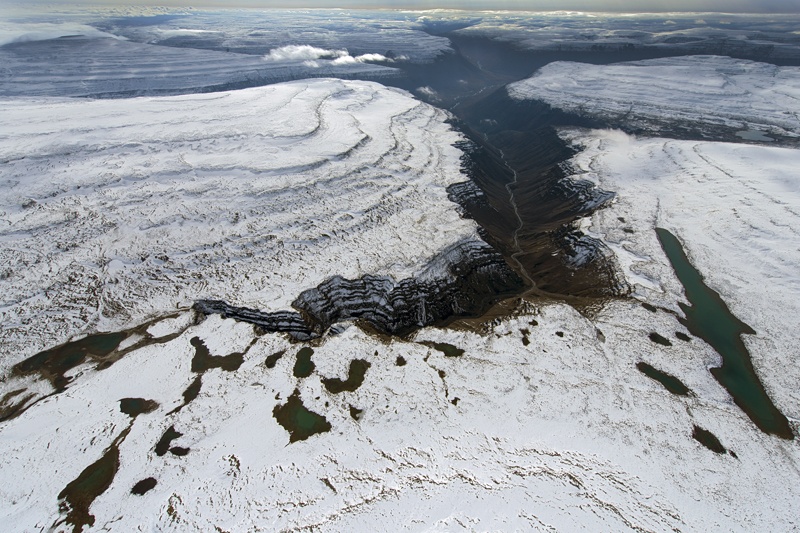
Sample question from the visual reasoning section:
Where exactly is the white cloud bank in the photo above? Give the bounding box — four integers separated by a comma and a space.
263, 44, 348, 61
264, 44, 394, 65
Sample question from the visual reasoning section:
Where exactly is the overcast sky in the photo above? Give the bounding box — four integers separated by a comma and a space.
7, 0, 800, 13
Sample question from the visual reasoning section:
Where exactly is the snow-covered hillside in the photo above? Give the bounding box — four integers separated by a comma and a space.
508, 56, 800, 139
563, 129, 800, 421
0, 80, 476, 370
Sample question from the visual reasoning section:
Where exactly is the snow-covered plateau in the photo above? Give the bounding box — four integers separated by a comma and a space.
508, 55, 800, 139
0, 79, 477, 370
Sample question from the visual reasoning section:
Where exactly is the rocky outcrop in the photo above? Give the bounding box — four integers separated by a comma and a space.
293, 239, 522, 336
193, 301, 316, 341
195, 239, 523, 339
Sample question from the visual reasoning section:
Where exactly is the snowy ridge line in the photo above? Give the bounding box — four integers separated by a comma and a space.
192, 301, 313, 340
508, 56, 800, 142
195, 239, 523, 340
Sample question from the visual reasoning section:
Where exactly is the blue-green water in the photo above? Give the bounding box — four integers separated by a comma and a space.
656, 228, 792, 440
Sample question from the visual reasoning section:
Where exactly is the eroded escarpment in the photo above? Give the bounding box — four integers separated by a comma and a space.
194, 94, 631, 338
195, 239, 524, 339
451, 91, 629, 299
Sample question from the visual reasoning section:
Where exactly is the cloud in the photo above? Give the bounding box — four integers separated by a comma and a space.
264, 45, 394, 66
354, 53, 392, 62
332, 53, 393, 65
415, 86, 439, 101
263, 44, 347, 62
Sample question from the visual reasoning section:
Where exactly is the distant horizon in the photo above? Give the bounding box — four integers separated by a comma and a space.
4, 0, 800, 15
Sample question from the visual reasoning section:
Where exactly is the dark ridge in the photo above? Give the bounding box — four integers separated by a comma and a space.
119, 398, 159, 418
692, 425, 727, 454
181, 376, 202, 406
349, 405, 364, 421
321, 477, 337, 493
421, 342, 464, 358
649, 332, 673, 347
293, 347, 315, 378
595, 328, 606, 342
196, 240, 522, 340
131, 477, 157, 496
265, 350, 286, 369
190, 336, 243, 373
58, 425, 131, 533
168, 376, 203, 415
451, 397, 460, 406
636, 362, 691, 396
193, 300, 314, 341
642, 302, 658, 313
155, 426, 183, 457
273, 389, 332, 443
396, 356, 407, 366
675, 331, 692, 342
321, 359, 371, 394
657, 228, 793, 440
293, 239, 523, 337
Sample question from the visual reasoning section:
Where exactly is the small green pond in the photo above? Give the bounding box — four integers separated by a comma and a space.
636, 362, 691, 396
273, 389, 331, 443
293, 347, 316, 378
